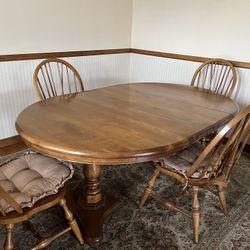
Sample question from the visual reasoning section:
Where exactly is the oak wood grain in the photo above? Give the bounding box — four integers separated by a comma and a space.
0, 136, 27, 156
15, 83, 238, 165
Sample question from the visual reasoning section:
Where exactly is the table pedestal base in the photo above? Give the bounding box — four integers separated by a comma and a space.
66, 187, 121, 248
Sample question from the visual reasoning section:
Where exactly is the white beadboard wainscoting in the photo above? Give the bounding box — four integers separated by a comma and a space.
130, 53, 250, 109
130, 53, 199, 85
1, 52, 250, 139
0, 54, 130, 139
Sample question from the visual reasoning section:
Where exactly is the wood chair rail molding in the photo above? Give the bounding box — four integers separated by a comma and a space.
130, 49, 250, 69
1, 48, 250, 69
0, 48, 130, 62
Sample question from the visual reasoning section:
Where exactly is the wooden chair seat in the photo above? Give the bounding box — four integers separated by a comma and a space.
0, 187, 65, 225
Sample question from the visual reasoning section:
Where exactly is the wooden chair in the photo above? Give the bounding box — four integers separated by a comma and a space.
139, 105, 250, 243
191, 59, 237, 97
0, 151, 84, 249
33, 58, 84, 100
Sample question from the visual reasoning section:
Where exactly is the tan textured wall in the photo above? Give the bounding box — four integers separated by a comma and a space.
131, 0, 250, 61
0, 0, 133, 54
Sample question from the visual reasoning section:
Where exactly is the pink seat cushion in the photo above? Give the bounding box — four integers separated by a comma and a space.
0, 152, 74, 214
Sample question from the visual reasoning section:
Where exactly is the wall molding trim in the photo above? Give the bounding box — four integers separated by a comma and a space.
0, 48, 131, 62
130, 48, 250, 69
0, 48, 250, 69
1, 48, 250, 69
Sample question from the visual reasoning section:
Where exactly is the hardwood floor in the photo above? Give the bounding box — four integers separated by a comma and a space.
0, 135, 28, 156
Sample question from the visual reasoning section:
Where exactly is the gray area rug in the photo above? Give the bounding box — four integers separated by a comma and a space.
0, 151, 249, 250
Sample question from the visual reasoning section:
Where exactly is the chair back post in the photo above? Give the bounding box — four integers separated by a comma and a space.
33, 58, 84, 100
191, 58, 237, 97
223, 113, 250, 180
0, 185, 23, 215
186, 105, 250, 183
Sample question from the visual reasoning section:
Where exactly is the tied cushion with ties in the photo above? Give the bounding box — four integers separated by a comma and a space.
159, 142, 219, 179
0, 152, 74, 214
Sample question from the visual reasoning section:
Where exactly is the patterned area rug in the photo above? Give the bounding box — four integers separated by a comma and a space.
0, 151, 249, 250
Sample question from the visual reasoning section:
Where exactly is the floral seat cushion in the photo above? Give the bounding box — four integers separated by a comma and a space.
0, 152, 73, 214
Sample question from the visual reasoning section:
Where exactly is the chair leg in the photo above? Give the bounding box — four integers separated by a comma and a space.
217, 186, 228, 215
192, 186, 200, 244
139, 169, 160, 208
59, 198, 84, 245
4, 224, 14, 250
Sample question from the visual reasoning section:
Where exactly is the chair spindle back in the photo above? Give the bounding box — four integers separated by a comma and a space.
191, 59, 237, 97
33, 58, 84, 100
187, 105, 250, 182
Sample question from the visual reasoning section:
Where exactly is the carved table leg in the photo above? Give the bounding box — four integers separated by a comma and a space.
66, 164, 121, 248
83, 164, 105, 208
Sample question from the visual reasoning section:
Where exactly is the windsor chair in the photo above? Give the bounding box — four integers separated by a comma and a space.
0, 151, 84, 249
139, 105, 250, 243
191, 58, 237, 97
33, 58, 84, 100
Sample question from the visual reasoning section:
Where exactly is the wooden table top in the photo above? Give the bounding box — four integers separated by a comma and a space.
16, 83, 238, 164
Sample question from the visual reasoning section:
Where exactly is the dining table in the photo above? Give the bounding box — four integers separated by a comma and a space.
15, 82, 238, 247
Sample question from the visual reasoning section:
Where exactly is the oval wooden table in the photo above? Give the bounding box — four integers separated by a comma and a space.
15, 83, 238, 247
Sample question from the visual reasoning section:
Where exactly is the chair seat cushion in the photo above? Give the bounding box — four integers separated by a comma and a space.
0, 152, 74, 214
159, 142, 214, 179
